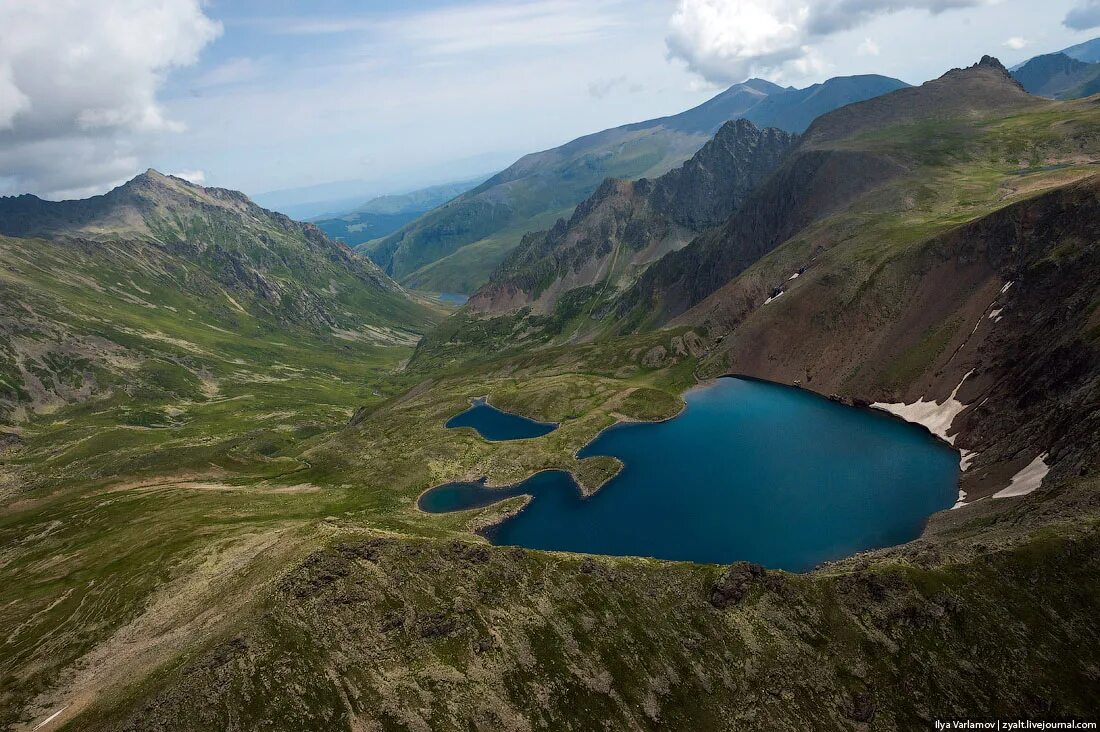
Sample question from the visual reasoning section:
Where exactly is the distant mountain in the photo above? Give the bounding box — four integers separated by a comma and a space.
313, 177, 485, 249
1061, 36, 1100, 64
735, 75, 910, 134
0, 171, 439, 421
416, 57, 1060, 368
624, 57, 1040, 323
465, 120, 796, 320
363, 74, 909, 294
1011, 52, 1100, 99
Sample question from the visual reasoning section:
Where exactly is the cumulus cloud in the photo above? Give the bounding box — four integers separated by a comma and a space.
0, 0, 221, 198
1064, 0, 1100, 30
666, 0, 988, 84
1003, 36, 1029, 50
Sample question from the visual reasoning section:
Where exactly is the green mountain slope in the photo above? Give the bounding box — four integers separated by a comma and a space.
618, 57, 1043, 325
0, 170, 440, 425
364, 75, 908, 293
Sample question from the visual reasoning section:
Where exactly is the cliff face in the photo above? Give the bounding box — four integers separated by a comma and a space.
689, 175, 1100, 501
465, 120, 796, 317
615, 147, 906, 325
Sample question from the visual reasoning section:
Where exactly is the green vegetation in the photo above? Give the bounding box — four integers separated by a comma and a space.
3, 73, 1100, 731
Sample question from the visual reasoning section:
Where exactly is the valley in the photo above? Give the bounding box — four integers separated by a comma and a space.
1, 40, 1099, 732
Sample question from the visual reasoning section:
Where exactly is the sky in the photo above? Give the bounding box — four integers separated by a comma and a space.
1, 0, 1099, 210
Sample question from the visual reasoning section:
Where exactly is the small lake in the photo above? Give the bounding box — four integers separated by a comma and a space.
445, 398, 558, 441
423, 378, 960, 571
436, 292, 470, 306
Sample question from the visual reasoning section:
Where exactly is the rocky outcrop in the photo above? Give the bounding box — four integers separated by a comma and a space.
709, 561, 768, 608
465, 120, 796, 317
616, 147, 905, 323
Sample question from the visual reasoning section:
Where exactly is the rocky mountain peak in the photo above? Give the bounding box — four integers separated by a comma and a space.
978, 55, 1010, 73
940, 54, 1027, 91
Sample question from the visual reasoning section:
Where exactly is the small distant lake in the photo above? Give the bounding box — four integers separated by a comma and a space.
423, 378, 960, 571
445, 398, 558, 441
436, 292, 469, 306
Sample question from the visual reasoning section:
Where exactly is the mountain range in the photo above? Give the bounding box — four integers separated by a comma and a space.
1012, 51, 1100, 98
3, 43, 1100, 732
360, 74, 908, 294
313, 177, 485, 249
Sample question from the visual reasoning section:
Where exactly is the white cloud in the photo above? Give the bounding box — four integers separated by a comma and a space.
666, 0, 990, 84
169, 169, 206, 185
857, 37, 881, 55
1003, 36, 1029, 49
0, 0, 221, 198
1065, 0, 1100, 30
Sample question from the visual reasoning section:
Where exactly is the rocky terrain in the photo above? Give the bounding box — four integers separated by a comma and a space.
363, 75, 906, 294
465, 120, 796, 318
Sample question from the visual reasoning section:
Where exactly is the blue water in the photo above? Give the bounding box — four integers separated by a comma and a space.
445, 398, 558, 441
436, 292, 470, 306
422, 378, 960, 571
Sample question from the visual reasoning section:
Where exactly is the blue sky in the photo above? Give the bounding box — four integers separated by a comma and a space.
1, 0, 1098, 208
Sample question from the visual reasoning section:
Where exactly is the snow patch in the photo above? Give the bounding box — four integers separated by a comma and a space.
763, 291, 785, 305
788, 272, 800, 280
1000, 281, 1014, 294
959, 449, 976, 471
988, 307, 1003, 321
950, 489, 968, 510
993, 454, 1050, 499
872, 370, 974, 444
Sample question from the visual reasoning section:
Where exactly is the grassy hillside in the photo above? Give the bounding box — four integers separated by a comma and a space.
0, 172, 441, 426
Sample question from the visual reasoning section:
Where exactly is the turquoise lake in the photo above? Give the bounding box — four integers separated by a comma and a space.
423, 377, 960, 571
445, 398, 558, 441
